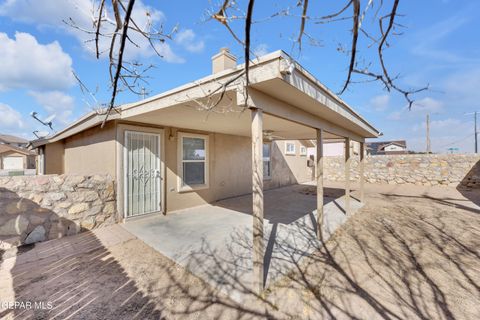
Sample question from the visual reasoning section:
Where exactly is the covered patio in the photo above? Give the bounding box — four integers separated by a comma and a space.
123, 183, 364, 301
117, 50, 380, 293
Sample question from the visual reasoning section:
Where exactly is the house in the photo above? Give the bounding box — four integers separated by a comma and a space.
31, 48, 380, 290
0, 134, 29, 148
366, 140, 407, 155
0, 144, 36, 171
307, 140, 362, 158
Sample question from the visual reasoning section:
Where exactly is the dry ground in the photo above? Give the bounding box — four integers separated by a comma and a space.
1, 183, 479, 319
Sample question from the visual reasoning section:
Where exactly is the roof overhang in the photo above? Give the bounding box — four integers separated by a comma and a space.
35, 50, 380, 147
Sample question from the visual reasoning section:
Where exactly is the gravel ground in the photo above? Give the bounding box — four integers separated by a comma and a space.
1, 182, 479, 319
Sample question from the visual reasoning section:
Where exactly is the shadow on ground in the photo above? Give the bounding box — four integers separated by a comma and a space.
1, 185, 480, 319
457, 159, 480, 207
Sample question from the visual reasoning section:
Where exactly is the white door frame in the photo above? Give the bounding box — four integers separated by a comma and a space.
116, 124, 165, 220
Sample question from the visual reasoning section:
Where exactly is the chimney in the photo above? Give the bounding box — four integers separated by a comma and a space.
211, 47, 237, 74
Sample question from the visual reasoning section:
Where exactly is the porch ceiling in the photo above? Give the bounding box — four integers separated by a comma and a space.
123, 104, 342, 140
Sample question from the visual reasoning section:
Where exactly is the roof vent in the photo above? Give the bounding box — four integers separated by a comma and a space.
211, 47, 237, 74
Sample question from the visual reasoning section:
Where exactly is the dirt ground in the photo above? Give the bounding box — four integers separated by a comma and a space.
1, 182, 479, 319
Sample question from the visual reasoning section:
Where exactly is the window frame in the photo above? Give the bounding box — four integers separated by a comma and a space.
284, 141, 296, 155
177, 132, 209, 192
300, 146, 307, 156
263, 142, 272, 180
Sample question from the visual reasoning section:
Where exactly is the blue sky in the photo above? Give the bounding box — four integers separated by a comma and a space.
0, 0, 479, 153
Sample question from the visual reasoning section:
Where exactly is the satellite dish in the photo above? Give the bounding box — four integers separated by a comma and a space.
37, 131, 49, 138
43, 114, 56, 123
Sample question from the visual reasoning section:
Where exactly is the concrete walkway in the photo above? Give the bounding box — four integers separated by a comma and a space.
122, 183, 363, 301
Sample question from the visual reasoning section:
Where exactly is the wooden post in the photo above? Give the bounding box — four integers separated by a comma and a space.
251, 107, 264, 293
345, 137, 351, 216
359, 141, 365, 203
316, 129, 324, 240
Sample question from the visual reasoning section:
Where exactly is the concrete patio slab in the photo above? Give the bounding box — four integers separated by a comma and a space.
122, 183, 363, 301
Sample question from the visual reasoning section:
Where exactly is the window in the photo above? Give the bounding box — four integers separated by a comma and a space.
300, 146, 307, 156
178, 133, 208, 191
285, 141, 296, 155
263, 143, 271, 179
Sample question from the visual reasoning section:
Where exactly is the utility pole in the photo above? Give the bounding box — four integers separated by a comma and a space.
426, 113, 431, 154
465, 111, 479, 153
475, 111, 478, 153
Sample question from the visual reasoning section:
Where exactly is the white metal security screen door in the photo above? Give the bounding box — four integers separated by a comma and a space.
125, 131, 161, 218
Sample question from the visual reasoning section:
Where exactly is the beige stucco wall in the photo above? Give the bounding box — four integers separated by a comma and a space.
43, 121, 312, 215
63, 121, 117, 176
270, 140, 313, 186
163, 133, 312, 212
45, 141, 64, 174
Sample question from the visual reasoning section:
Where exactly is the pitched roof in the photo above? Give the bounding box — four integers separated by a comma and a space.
0, 144, 36, 156
0, 134, 28, 144
366, 140, 407, 153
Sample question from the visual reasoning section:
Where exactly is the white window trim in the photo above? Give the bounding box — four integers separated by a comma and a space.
300, 146, 307, 156
177, 132, 209, 192
263, 142, 272, 180
285, 141, 296, 155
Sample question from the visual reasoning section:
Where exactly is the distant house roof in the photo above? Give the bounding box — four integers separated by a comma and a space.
0, 134, 28, 145
0, 144, 36, 156
366, 140, 407, 154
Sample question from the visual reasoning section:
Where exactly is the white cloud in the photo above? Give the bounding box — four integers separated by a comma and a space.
411, 118, 462, 132
29, 91, 75, 125
369, 94, 390, 112
253, 43, 269, 57
175, 29, 205, 53
0, 103, 25, 129
411, 97, 444, 113
0, 32, 74, 91
0, 0, 183, 63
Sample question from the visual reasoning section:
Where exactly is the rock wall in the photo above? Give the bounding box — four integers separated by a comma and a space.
0, 174, 117, 248
323, 154, 480, 188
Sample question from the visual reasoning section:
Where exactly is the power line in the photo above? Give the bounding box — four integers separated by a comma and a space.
437, 133, 474, 149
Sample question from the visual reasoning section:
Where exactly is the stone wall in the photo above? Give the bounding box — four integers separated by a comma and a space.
323, 154, 480, 188
0, 174, 117, 248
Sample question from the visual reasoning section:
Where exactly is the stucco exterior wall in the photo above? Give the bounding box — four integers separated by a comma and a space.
43, 122, 312, 216
44, 141, 64, 174
64, 121, 117, 176
268, 140, 312, 188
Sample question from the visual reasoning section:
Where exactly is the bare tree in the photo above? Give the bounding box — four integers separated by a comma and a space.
66, 0, 175, 126
211, 0, 428, 109
69, 0, 428, 125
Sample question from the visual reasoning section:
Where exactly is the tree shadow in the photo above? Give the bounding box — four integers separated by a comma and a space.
151, 187, 480, 319
0, 190, 163, 319
457, 159, 480, 207
2, 187, 479, 319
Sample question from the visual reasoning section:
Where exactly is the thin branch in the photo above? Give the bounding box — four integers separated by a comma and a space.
297, 0, 309, 50
339, 0, 360, 94
244, 0, 255, 108
95, 0, 106, 59
102, 0, 136, 128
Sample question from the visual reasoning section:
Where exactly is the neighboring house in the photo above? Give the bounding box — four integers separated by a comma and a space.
0, 144, 36, 171
367, 140, 407, 155
31, 48, 380, 219
0, 134, 29, 148
307, 140, 361, 158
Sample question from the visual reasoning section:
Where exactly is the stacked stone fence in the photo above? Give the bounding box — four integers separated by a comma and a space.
0, 174, 118, 248
323, 154, 480, 188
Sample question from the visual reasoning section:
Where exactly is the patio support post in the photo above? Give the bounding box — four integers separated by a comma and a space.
316, 128, 324, 240
251, 107, 264, 293
345, 137, 351, 216
359, 141, 365, 203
